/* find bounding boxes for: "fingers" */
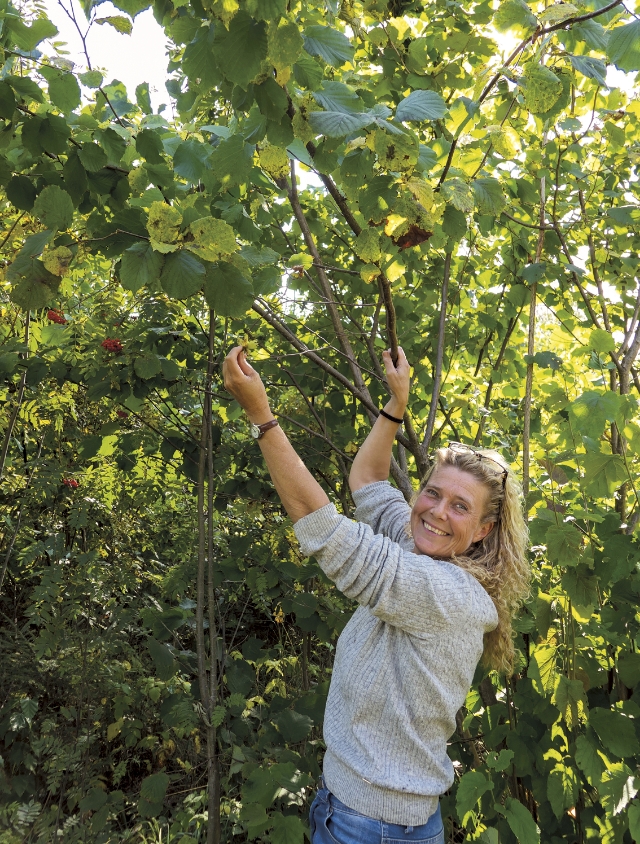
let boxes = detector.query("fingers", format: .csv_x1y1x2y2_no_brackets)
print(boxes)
224,345,255,379
382,346,408,371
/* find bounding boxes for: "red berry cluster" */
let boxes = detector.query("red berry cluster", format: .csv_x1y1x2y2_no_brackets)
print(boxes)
63,478,79,489
101,338,123,354
47,309,67,325
116,410,129,419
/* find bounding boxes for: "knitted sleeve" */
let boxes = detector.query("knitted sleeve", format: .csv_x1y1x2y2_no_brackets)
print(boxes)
352,480,413,548
294,502,498,635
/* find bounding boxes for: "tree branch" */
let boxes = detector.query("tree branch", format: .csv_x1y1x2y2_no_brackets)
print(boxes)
422,252,452,451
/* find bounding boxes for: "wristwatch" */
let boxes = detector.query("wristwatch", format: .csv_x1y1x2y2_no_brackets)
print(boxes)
250,419,279,439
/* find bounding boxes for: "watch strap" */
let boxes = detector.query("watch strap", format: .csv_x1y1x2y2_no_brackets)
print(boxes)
252,419,279,439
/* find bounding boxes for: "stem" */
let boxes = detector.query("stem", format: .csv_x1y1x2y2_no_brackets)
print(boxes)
0,312,30,482
523,166,546,499
422,253,451,451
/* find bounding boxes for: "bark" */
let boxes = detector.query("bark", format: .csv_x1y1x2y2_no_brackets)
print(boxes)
422,253,452,452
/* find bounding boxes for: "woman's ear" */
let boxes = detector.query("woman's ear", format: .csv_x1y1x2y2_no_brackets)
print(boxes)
473,521,495,544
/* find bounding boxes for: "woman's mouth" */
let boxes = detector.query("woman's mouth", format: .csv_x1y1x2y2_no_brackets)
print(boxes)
422,520,448,537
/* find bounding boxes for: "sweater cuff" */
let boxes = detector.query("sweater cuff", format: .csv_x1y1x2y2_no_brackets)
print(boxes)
351,480,395,508
293,502,345,555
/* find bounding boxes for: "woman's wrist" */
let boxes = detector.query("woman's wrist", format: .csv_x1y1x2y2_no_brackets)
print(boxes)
245,405,275,425
384,399,406,419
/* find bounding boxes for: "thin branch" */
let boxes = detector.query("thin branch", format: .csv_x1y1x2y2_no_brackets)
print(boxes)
422,252,452,451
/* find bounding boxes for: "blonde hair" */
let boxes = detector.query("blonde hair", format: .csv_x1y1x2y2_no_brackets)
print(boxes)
415,446,530,675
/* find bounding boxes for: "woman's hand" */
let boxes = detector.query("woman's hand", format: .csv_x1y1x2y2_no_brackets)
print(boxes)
222,346,272,422
382,347,410,411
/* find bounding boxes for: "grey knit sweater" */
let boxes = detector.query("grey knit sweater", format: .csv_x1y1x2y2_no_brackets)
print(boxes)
293,480,498,825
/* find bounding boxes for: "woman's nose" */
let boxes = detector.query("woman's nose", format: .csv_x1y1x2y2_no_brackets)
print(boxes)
430,498,447,519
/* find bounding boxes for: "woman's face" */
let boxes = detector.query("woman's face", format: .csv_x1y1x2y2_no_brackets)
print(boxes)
410,465,494,559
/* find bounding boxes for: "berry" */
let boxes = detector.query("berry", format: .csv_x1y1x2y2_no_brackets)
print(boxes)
101,338,123,354
47,309,68,325
116,410,129,418
63,478,79,489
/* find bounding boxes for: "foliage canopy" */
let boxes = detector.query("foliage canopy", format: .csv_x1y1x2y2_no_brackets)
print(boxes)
3,0,640,841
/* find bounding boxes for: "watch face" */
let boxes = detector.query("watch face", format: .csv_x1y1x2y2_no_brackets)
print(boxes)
250,423,260,438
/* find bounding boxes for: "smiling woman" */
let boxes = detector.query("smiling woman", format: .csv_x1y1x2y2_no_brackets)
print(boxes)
223,344,530,844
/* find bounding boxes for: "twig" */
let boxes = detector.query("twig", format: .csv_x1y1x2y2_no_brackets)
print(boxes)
422,252,452,450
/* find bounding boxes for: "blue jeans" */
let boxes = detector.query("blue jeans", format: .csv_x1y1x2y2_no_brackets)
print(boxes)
309,783,445,844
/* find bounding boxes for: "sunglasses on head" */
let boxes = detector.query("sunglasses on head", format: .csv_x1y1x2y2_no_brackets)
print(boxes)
447,442,508,491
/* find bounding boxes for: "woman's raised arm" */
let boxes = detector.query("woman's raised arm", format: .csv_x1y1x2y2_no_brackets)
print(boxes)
349,348,411,493
222,346,330,523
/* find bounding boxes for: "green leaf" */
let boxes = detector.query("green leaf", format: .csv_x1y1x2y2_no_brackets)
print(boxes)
600,763,637,816
6,16,58,51
78,142,109,172
203,261,254,317
293,53,324,90
95,15,133,34
442,204,467,241
570,390,621,437
589,708,640,758
0,81,16,118
97,127,127,163
210,134,253,186
581,453,627,497
494,0,537,34
147,636,177,679
569,55,607,87
442,178,474,213
456,771,493,821
307,110,373,138
472,178,505,215
79,788,108,813
140,771,170,802
588,328,616,353
629,803,640,842
111,0,151,17
607,20,640,73
271,709,313,742
575,734,605,786
396,90,447,123
173,140,208,182
545,523,581,566
79,70,104,88
6,176,37,211
39,115,70,154
48,73,81,113
561,570,598,619
134,354,162,380
617,652,640,689
160,250,205,299
303,25,353,66
32,186,74,232
6,75,45,103
120,242,163,292
242,767,278,807
503,798,539,844
136,129,164,164
135,82,152,114
529,644,557,695
547,763,579,819
313,81,364,114
269,814,305,844
216,12,268,88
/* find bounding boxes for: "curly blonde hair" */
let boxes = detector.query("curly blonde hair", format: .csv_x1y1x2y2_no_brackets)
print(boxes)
415,445,530,675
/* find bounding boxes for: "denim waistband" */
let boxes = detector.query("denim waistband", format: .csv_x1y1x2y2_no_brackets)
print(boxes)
315,779,443,837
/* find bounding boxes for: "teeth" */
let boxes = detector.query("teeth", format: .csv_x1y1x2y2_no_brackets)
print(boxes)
423,520,447,536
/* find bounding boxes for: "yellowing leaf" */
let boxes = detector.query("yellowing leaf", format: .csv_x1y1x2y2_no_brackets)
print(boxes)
146,201,182,249
258,145,290,180
187,217,238,262
406,177,435,210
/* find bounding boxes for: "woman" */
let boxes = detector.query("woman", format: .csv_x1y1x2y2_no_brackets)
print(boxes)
222,345,529,844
